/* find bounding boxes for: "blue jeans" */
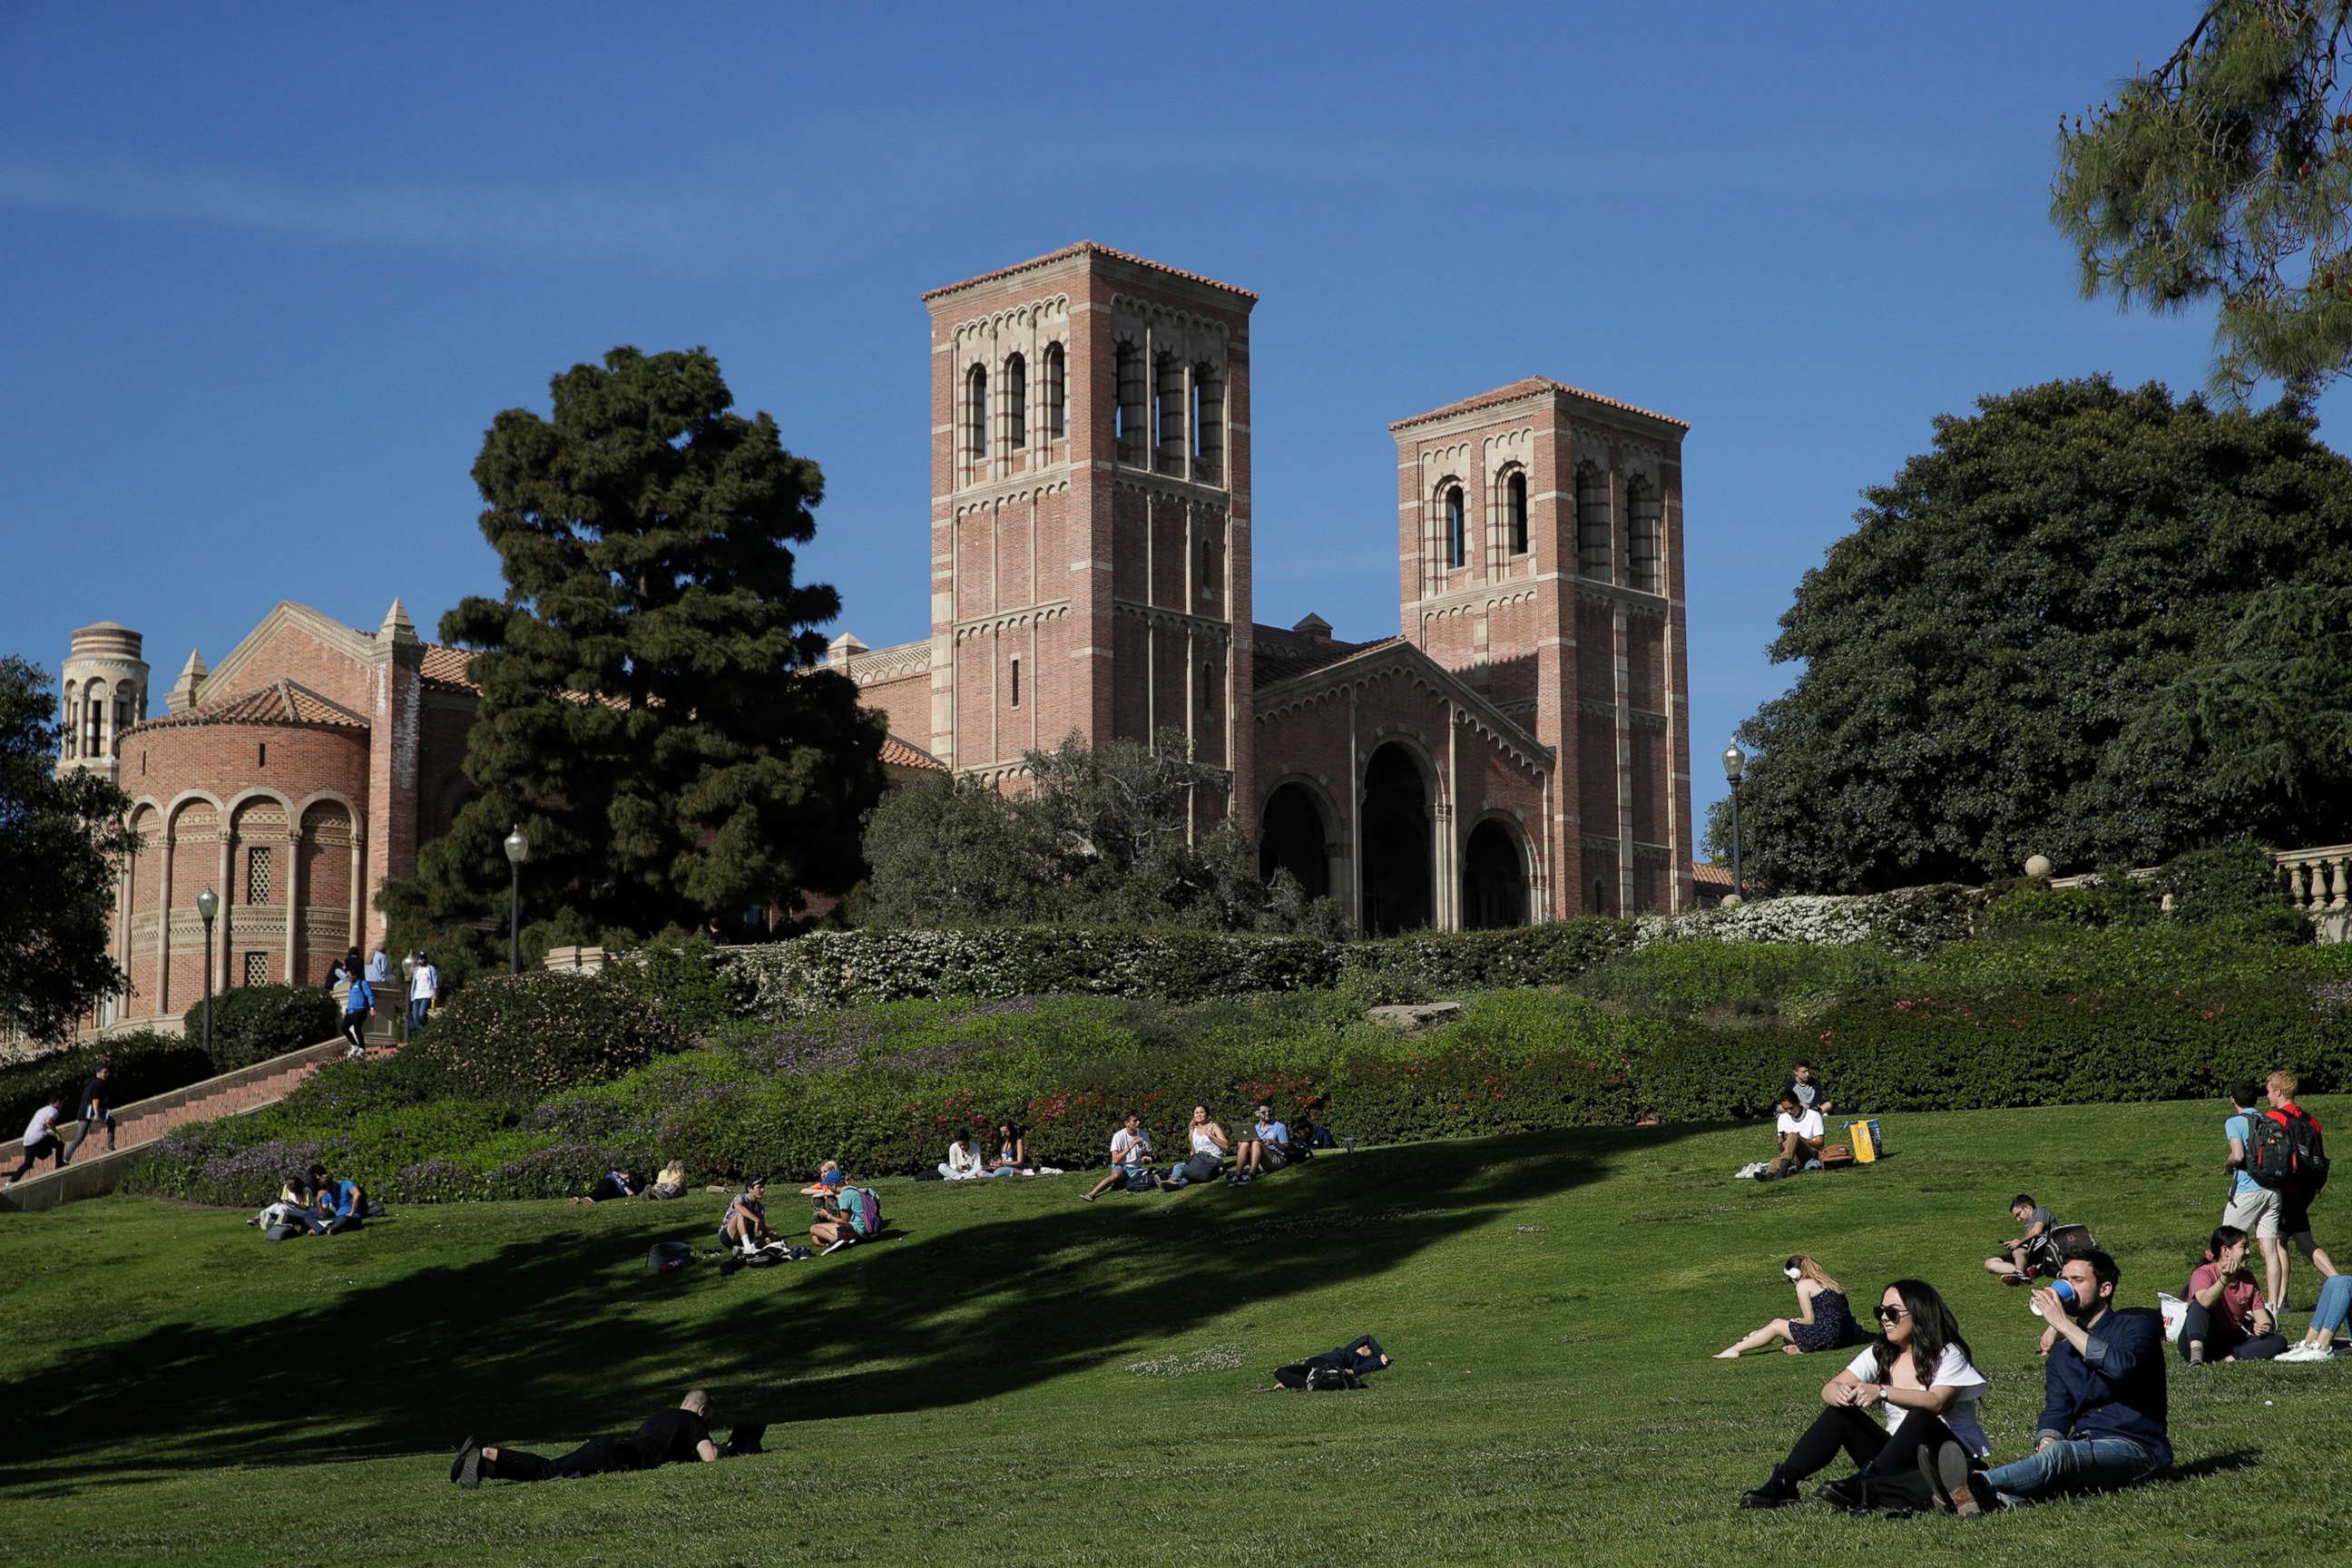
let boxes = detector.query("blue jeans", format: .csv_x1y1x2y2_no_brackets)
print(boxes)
2311,1271,2352,1336
408,997,430,1033
1982,1436,2161,1504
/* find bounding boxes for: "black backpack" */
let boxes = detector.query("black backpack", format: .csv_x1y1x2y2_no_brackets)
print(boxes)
2249,1109,2330,1193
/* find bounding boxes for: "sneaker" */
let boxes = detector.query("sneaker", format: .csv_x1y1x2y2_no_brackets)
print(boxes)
822,1238,852,1255
455,1436,483,1490
1917,1436,1996,1515
2276,1343,2328,1362
1344,1136,1357,1154
2000,1272,2032,1287
1802,1159,1823,1171
1738,1483,1798,1510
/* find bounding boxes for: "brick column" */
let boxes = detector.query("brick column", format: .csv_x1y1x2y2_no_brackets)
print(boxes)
363,600,422,956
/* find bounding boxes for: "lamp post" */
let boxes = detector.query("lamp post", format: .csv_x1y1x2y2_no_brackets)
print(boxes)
195,888,220,1061
1721,742,1748,902
399,953,417,1044
504,827,530,975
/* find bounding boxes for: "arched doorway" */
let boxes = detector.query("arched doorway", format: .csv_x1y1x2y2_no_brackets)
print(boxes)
1361,744,1432,934
1259,782,1330,900
1463,819,1527,929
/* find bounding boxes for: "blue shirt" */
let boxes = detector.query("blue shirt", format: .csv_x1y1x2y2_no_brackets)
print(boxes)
1257,1120,1289,1147
2224,1113,2261,1196
343,977,374,1015
326,1179,363,1218
2034,1306,2171,1470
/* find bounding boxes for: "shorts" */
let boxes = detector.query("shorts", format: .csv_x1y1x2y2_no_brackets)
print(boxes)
2280,1191,2316,1240
1259,1147,1289,1171
2223,1184,2281,1240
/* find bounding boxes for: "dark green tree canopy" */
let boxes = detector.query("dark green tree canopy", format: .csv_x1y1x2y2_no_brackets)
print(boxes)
861,730,1346,936
1,656,135,1041
382,347,886,975
2054,1,2352,398
1712,377,2352,893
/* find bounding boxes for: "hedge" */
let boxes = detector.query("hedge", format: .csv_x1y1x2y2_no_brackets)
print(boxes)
181,983,341,1073
1,1030,215,1131
116,970,2352,1206
410,970,691,1105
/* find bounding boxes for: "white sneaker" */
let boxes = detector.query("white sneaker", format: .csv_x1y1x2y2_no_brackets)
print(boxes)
2278,1344,2327,1362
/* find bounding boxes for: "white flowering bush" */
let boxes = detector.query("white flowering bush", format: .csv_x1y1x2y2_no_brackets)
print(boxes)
1634,885,1980,960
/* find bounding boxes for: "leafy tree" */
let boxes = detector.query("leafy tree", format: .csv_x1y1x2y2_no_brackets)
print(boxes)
862,730,1349,935
0,656,134,1041
381,348,887,976
1709,377,2352,892
2053,2,2352,399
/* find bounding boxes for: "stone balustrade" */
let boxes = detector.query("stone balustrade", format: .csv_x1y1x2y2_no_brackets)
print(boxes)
2277,844,2352,942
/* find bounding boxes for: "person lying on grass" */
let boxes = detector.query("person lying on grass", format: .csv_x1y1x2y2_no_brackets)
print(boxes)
719,1177,775,1253
2180,1224,2288,1366
1716,1255,1861,1358
1919,1250,2170,1515
452,1388,719,1487
1083,1112,1158,1201
1982,1194,2054,1282
570,1168,637,1205
2279,1270,2352,1361
1739,1279,1991,1513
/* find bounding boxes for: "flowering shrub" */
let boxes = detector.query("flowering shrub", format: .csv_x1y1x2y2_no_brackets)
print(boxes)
1633,885,1981,959
416,971,690,1104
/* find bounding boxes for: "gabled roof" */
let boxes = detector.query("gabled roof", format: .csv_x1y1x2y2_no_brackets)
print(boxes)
418,643,477,691
130,679,368,734
921,240,1258,304
1252,637,1553,774
1389,376,1688,434
1693,862,1734,889
1250,626,1400,689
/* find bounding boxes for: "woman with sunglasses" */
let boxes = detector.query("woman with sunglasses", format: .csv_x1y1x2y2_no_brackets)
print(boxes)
1740,1279,1991,1512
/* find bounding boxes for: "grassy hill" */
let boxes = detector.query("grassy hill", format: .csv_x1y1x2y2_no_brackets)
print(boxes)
4,1096,2348,1565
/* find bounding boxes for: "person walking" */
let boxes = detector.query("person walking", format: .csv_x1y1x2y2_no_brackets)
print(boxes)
339,967,376,1059
2263,1071,2337,1312
407,950,439,1036
63,1063,117,1162
7,1095,71,1186
2220,1081,2288,1309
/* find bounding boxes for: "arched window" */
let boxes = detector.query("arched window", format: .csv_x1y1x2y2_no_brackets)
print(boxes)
61,691,76,760
1576,464,1611,579
1506,469,1529,555
113,690,133,755
1445,485,1466,570
1200,535,1215,593
1626,476,1661,592
1154,351,1185,464
1044,343,1066,440
966,364,989,460
1201,661,1217,718
1114,342,1145,461
1009,655,1021,710
1191,363,1223,478
82,681,106,759
1004,353,1026,450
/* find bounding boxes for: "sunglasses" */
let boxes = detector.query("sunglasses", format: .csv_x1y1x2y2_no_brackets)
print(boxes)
1876,1305,1910,1323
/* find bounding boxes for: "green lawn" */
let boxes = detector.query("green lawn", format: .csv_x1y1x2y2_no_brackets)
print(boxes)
3,1096,2347,1566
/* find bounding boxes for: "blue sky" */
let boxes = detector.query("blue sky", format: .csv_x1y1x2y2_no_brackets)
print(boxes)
1,1,2318,833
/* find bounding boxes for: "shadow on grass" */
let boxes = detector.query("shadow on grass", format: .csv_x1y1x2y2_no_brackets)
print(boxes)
0,1122,1700,1492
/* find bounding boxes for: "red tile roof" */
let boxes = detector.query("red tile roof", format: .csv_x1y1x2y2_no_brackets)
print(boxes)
132,680,368,734
418,643,475,691
1251,632,1401,690
1692,862,1734,888
880,733,946,771
921,241,1259,303
1389,376,1688,433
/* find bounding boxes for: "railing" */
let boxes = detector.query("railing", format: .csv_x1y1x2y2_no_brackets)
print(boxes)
2277,844,2352,917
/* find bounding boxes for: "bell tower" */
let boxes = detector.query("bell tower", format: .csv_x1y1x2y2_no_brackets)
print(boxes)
918,242,1258,822
56,622,151,785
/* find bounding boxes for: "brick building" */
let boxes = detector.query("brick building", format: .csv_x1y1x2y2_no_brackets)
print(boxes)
829,242,1695,930
54,240,1696,1038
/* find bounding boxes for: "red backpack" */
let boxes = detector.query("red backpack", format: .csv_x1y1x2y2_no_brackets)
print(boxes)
2248,1108,2329,1193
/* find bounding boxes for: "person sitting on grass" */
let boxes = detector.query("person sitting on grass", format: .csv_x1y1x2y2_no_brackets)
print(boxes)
1167,1104,1230,1189
1779,1058,1836,1118
939,1131,986,1181
250,1178,326,1234
569,1168,638,1205
307,1164,368,1232
1082,1112,1156,1201
1919,1250,2168,1516
1758,1093,1825,1181
1981,1194,2055,1282
5,1095,69,1188
1716,1255,1861,1359
985,1122,1029,1177
719,1176,775,1253
799,1160,847,1196
1739,1279,1991,1512
2180,1224,2288,1365
1229,1102,1291,1185
2278,1270,2352,1361
452,1388,720,1487
808,1192,871,1253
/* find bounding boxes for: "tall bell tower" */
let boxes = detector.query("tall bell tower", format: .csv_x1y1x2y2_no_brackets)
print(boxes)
918,242,1258,822
56,622,151,785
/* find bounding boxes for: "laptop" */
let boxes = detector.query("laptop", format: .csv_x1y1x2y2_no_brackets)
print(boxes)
721,1423,766,1457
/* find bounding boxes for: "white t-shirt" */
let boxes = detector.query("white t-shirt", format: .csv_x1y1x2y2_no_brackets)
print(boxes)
1842,1344,1991,1457
411,963,439,1002
1110,1129,1152,1165
1777,1108,1825,1141
1190,1127,1223,1156
24,1104,61,1144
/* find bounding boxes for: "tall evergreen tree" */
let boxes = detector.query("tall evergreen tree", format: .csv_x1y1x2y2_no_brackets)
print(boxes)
2053,2,2352,399
0,656,135,1041
381,348,885,975
1710,377,2352,892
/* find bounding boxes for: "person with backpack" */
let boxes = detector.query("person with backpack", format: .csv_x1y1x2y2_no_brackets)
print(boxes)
1082,1112,1158,1200
2179,1225,2288,1365
2221,1081,2288,1309
2261,1071,2337,1311
809,1184,880,1253
338,965,376,1059
1165,1104,1230,1189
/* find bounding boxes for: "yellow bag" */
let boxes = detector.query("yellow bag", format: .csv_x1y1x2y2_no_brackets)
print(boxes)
1845,1119,1884,1163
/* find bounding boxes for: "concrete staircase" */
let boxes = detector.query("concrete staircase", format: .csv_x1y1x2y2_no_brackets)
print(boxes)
0,1037,367,1214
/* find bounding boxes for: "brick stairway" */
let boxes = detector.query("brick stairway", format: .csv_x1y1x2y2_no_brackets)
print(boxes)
1,1035,387,1213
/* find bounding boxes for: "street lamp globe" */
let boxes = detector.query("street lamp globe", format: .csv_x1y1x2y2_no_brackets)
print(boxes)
504,827,530,866
196,888,220,923
1720,742,1747,784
